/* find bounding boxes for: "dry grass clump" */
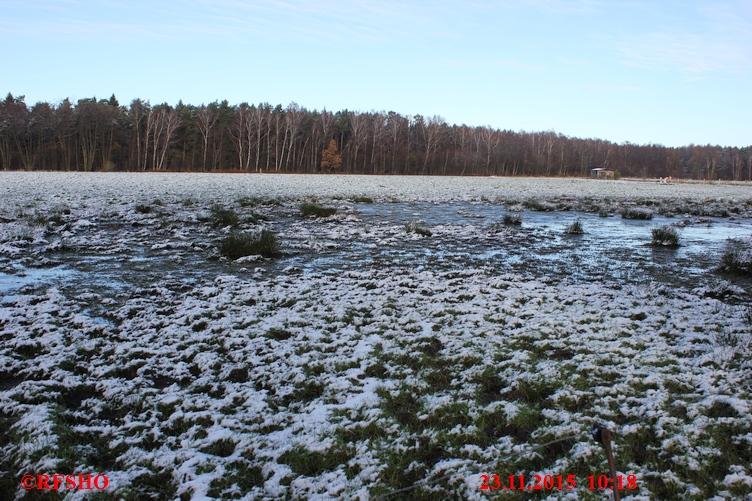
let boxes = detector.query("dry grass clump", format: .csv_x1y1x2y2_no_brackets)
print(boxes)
564,219,584,234
404,221,432,237
523,199,556,211
503,214,522,226
211,204,240,227
300,202,337,218
219,230,279,259
621,207,653,220
651,225,680,247
350,196,374,203
718,239,752,275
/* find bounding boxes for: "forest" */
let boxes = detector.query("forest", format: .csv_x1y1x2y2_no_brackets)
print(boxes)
1,92,750,180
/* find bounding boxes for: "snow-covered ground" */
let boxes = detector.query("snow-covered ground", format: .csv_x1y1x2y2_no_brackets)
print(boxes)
1,173,751,500
2,172,752,207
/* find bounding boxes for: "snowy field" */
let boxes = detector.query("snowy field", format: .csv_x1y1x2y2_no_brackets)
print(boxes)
2,172,752,207
1,173,752,500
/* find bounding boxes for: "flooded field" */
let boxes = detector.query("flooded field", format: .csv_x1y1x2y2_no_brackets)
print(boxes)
1,173,752,500
2,200,751,304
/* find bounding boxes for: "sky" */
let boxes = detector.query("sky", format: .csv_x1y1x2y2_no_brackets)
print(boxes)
1,0,750,147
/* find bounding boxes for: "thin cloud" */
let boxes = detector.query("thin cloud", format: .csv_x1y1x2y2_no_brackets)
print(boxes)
620,32,750,74
617,1,752,75
440,58,546,72
1,0,461,47
495,0,605,14
0,16,259,43
583,84,640,92
193,0,458,46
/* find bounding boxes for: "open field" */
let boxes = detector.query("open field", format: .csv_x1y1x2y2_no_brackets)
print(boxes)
1,173,752,500
2,172,752,208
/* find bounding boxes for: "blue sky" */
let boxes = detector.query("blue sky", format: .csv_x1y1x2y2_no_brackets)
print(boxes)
1,0,750,147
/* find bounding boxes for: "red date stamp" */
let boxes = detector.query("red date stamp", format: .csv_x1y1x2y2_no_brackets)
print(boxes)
479,474,638,491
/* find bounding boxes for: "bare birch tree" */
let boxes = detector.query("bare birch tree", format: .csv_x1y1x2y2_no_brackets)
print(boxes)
196,104,218,172
156,109,180,171
284,102,305,171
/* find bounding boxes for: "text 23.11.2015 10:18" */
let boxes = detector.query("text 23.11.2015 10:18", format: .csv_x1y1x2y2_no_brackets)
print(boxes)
479,473,638,491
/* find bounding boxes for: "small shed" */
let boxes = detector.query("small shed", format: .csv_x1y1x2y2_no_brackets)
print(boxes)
590,168,615,179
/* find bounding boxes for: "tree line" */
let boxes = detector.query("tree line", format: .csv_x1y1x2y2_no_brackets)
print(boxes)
1,92,751,180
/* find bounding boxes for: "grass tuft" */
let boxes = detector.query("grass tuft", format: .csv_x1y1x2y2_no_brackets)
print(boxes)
651,225,680,247
404,221,432,237
244,210,268,224
31,213,49,227
523,199,556,211
621,207,653,220
564,219,584,234
503,214,522,226
201,438,236,457
211,204,240,227
207,460,264,498
300,202,337,217
131,468,178,500
350,195,374,203
718,239,752,275
219,230,279,259
278,445,356,478
265,327,293,341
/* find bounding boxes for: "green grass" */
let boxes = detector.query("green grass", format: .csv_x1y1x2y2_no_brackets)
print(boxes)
282,381,325,405
211,204,240,227
219,230,279,259
564,219,584,234
404,221,432,236
265,327,293,340
207,460,264,498
130,468,178,500
300,202,337,217
378,385,423,431
473,366,506,404
278,444,357,478
373,435,452,499
651,225,680,247
200,438,236,457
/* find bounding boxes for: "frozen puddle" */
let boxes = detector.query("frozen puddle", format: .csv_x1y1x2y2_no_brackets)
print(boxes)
0,265,74,304
1,202,751,298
